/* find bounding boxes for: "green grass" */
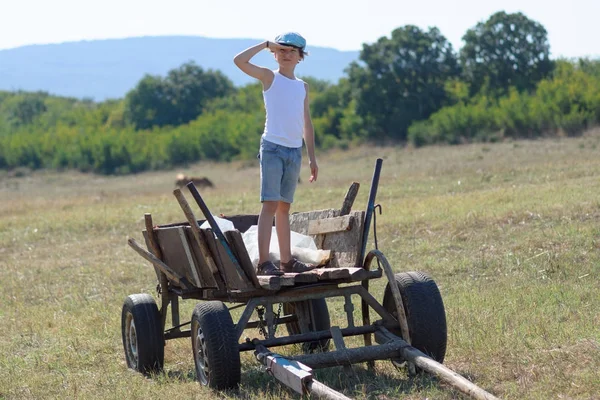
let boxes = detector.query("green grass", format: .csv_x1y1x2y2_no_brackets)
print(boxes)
1,131,599,399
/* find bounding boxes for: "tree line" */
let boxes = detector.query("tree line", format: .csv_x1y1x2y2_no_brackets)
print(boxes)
1,11,599,174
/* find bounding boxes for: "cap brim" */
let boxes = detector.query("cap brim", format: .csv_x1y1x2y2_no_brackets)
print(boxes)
276,42,303,50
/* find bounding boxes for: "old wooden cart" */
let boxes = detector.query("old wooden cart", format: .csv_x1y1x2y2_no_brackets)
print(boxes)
123,159,500,400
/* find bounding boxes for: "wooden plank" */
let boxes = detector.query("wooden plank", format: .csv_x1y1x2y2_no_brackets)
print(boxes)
322,210,365,268
175,227,203,287
143,214,164,283
201,229,252,290
308,215,354,235
225,230,261,289
290,208,339,256
257,275,281,291
290,271,320,283
279,274,297,287
340,182,360,215
172,189,225,290
154,226,206,287
321,268,351,280
289,209,364,269
184,228,223,290
256,272,298,290
343,267,370,282
200,228,239,289
144,213,170,329
183,184,254,292
289,209,339,235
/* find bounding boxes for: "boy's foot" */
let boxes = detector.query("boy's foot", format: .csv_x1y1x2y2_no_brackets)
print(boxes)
257,261,285,276
281,258,316,273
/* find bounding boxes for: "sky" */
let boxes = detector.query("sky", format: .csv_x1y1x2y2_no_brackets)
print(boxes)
1,0,598,59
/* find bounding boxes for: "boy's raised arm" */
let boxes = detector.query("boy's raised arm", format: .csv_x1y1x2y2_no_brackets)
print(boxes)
233,41,273,84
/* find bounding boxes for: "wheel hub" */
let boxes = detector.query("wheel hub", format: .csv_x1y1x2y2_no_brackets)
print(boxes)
193,324,209,385
125,313,138,367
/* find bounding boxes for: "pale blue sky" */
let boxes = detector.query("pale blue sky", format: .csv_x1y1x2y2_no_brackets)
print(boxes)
1,0,598,58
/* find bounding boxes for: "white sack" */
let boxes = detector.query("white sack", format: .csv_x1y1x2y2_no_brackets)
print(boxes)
242,225,331,268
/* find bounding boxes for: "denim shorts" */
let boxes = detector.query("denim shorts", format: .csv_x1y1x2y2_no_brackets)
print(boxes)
259,139,302,203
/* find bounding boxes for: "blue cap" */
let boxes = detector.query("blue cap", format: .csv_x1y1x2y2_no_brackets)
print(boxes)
274,32,306,51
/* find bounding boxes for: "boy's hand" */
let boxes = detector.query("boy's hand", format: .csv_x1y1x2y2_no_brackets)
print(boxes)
309,160,318,182
267,41,286,52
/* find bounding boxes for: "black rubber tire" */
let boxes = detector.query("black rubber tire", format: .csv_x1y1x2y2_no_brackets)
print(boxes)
284,298,331,353
121,293,164,375
382,271,447,363
191,301,241,389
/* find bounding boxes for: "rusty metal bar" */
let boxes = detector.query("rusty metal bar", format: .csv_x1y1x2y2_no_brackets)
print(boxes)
239,325,381,351
289,338,409,368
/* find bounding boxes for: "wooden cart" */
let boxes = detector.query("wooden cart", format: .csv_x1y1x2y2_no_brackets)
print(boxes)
122,159,500,400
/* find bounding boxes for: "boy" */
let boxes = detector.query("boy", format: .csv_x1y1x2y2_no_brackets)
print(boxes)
233,32,318,276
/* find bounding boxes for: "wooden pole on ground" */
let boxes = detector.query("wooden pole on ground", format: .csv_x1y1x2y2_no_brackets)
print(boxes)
306,380,353,400
377,327,501,400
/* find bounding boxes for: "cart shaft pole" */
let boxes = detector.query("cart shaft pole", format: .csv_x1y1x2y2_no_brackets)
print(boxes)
358,158,383,266
306,380,352,400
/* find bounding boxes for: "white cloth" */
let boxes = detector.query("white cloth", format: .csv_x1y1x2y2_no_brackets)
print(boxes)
262,71,306,148
200,216,234,232
241,225,331,268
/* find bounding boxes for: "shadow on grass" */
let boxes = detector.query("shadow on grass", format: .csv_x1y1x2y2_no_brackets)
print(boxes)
151,360,467,398
164,369,196,382
238,363,459,399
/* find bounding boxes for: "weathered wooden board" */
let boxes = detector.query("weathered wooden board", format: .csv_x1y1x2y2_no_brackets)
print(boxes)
340,182,360,215
255,266,379,290
257,275,282,291
201,228,253,290
152,226,208,288
322,210,365,268
308,215,354,235
176,227,203,287
225,230,261,289
183,228,224,290
289,209,365,268
289,209,340,235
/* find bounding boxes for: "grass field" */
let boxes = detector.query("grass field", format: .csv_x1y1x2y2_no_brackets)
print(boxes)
1,131,599,399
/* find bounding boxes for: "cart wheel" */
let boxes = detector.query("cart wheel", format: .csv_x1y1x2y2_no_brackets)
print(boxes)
383,271,447,364
121,294,164,375
191,301,241,389
284,298,331,353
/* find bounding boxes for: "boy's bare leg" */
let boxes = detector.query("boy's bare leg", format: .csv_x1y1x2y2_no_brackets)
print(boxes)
275,201,292,264
258,201,278,265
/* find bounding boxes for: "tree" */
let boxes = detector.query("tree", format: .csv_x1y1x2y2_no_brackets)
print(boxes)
1,92,48,129
347,25,459,141
124,75,172,130
460,11,554,96
125,62,234,130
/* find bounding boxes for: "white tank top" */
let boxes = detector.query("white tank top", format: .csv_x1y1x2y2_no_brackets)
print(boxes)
262,71,306,148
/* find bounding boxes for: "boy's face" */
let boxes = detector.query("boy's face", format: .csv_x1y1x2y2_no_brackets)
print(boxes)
274,46,302,65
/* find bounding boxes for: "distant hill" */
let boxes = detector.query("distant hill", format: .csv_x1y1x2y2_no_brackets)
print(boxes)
0,36,360,101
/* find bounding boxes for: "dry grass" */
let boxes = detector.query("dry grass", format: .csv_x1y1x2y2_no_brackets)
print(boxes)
1,132,600,399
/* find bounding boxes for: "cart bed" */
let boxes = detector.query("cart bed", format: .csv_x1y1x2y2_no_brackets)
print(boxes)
142,208,381,297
